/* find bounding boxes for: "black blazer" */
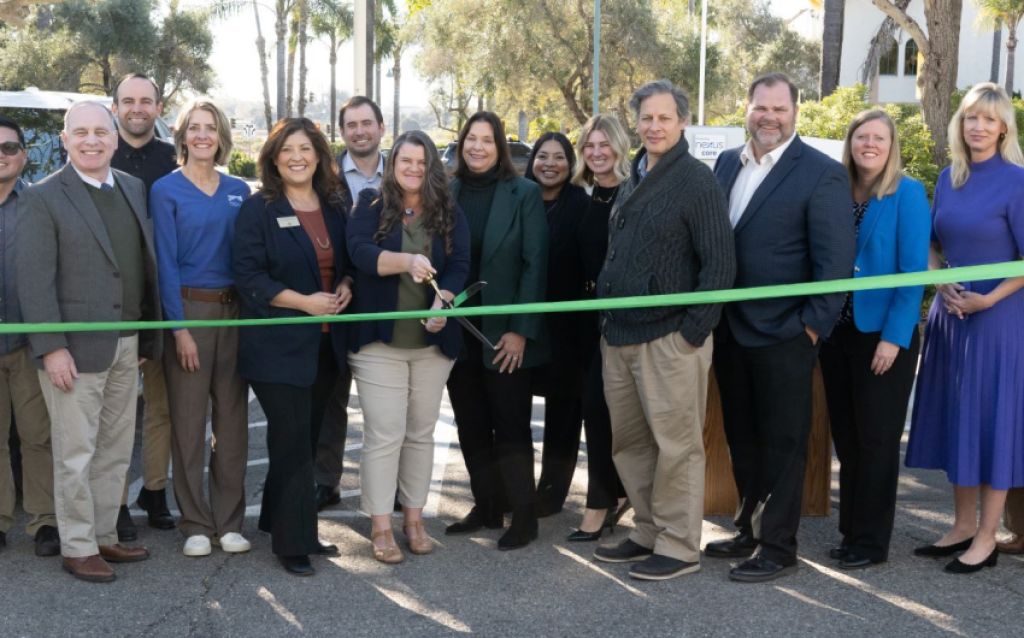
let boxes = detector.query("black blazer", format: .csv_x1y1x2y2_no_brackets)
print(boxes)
713,136,855,347
346,189,471,359
233,192,350,386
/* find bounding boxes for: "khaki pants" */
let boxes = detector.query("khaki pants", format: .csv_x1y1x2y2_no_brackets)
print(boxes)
121,358,172,505
1006,488,1024,535
164,298,248,537
0,345,55,535
602,332,711,563
40,335,139,557
349,343,454,516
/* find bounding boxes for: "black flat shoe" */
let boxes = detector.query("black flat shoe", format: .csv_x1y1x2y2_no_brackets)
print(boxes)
728,555,797,583
445,506,503,535
838,553,884,570
33,525,61,557
314,542,339,556
279,555,315,576
914,537,973,557
136,488,175,530
945,549,998,574
704,532,757,558
828,545,850,560
593,539,653,563
498,509,538,551
116,505,137,542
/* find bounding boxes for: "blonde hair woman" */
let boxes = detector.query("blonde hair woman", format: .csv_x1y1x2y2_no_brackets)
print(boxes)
906,83,1024,573
819,109,930,570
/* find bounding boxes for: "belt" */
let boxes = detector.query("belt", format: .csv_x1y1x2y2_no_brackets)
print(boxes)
180,286,237,304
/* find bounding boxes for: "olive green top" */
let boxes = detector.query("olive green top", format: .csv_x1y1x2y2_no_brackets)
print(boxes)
390,215,431,349
85,182,145,335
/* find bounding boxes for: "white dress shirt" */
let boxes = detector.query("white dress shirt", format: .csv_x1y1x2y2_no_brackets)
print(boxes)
71,164,116,190
727,134,796,228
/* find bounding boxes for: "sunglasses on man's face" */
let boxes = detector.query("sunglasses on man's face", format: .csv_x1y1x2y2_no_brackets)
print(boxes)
0,142,24,157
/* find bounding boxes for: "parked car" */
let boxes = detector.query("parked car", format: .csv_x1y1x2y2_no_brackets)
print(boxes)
441,138,532,176
0,88,173,182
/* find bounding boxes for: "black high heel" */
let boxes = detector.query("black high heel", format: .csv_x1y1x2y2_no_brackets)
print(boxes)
566,508,618,542
945,548,998,573
610,499,632,526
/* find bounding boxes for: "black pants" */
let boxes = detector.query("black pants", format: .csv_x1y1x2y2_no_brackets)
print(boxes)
819,324,919,562
581,347,625,509
252,335,338,556
448,336,536,512
536,392,582,512
713,328,819,565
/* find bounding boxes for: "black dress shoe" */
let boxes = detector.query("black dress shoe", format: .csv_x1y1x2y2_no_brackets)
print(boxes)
629,554,701,580
728,555,797,583
498,509,538,551
945,549,998,574
593,538,654,563
445,506,503,535
704,533,757,558
279,555,315,576
914,537,973,557
34,525,61,557
828,545,850,560
838,552,884,570
315,484,341,511
116,505,138,542
136,488,175,530
314,542,339,556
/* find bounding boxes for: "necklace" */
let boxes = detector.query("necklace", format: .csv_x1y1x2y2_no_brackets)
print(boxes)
314,236,331,250
592,184,620,204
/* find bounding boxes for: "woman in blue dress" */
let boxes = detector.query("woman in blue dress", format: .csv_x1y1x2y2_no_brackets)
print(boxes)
906,82,1024,573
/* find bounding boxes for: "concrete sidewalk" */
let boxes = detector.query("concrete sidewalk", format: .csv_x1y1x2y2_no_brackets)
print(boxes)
1,392,1022,638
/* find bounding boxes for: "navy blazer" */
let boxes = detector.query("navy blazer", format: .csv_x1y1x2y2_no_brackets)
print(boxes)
233,192,350,386
346,189,470,359
714,136,855,347
851,176,930,348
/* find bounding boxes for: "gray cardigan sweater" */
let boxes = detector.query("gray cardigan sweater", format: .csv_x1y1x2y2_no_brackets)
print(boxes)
597,138,736,347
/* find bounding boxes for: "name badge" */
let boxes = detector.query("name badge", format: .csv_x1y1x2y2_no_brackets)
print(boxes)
277,216,300,228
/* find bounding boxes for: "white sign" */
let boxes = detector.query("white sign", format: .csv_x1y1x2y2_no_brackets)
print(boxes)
691,134,726,161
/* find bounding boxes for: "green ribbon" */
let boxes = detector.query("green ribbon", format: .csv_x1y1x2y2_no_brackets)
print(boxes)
3,260,1022,335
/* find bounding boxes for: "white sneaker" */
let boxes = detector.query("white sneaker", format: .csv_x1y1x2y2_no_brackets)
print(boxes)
214,532,252,554
183,535,212,557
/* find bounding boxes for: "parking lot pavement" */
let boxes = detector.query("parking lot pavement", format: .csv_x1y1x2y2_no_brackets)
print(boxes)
3,390,1024,638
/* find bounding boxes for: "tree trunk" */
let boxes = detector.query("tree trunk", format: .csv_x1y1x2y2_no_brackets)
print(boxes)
1007,27,1018,96
275,1,287,120
254,1,274,130
286,12,297,117
365,0,375,99
820,0,845,97
297,0,308,116
919,0,962,167
329,38,338,142
861,0,911,86
992,20,1003,83
392,50,401,138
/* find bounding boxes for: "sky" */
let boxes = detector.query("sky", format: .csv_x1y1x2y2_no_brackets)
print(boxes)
192,0,820,115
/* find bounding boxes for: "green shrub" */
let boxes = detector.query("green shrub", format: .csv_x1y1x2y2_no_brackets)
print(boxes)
227,151,257,179
330,142,346,158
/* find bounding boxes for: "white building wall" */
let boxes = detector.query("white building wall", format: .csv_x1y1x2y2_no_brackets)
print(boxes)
839,0,1022,102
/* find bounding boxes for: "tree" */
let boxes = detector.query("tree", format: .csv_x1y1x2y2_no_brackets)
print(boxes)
151,1,214,105
871,0,963,166
274,0,298,119
820,0,845,97
977,0,1024,95
253,1,274,130
297,0,310,116
311,0,354,141
859,0,910,88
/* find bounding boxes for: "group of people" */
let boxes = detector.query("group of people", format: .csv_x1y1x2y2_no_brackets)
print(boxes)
1,69,1023,586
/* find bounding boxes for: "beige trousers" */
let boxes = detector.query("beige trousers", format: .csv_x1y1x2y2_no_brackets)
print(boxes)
602,332,711,563
40,335,138,557
163,298,248,537
349,342,454,516
0,345,55,535
121,358,172,504
1006,488,1024,535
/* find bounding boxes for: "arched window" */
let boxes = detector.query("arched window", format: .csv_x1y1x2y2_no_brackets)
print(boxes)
879,37,899,76
904,39,919,76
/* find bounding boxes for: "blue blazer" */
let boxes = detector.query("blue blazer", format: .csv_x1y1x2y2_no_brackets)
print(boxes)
233,192,350,386
851,176,930,348
713,136,856,347
346,189,470,359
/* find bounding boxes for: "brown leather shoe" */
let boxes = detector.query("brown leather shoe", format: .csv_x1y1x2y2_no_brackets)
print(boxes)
997,535,1024,554
404,520,435,555
98,543,150,563
62,555,115,582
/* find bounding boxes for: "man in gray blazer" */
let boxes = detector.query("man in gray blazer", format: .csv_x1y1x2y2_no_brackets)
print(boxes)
17,101,161,582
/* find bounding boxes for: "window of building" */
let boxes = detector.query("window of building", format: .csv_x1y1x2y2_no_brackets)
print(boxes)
879,38,899,76
904,39,919,76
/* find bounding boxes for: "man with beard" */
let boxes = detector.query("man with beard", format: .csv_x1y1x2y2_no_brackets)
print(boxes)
706,72,854,582
109,74,178,540
314,96,385,509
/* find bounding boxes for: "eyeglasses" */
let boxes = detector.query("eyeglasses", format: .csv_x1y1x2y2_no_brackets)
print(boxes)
0,142,24,157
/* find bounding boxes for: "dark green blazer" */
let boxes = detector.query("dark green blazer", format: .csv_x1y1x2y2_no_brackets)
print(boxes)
451,175,550,369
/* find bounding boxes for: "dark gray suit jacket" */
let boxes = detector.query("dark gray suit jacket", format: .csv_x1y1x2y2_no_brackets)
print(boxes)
713,136,855,348
16,163,162,372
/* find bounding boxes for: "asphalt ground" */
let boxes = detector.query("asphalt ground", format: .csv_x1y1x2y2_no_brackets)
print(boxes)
2,385,1023,638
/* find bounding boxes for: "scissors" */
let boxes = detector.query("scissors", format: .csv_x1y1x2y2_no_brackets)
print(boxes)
421,275,495,350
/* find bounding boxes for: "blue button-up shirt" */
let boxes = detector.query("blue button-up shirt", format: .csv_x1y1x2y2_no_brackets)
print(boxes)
0,179,28,354
340,151,384,196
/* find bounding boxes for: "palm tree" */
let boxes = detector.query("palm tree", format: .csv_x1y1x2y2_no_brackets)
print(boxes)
819,0,845,96
978,0,1024,95
311,0,354,141
209,0,276,128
